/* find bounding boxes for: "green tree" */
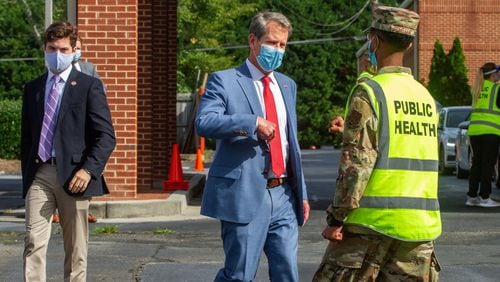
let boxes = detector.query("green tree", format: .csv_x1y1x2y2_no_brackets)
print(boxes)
178,0,403,147
447,37,470,106
427,37,470,106
0,0,45,100
177,0,260,93
427,40,447,105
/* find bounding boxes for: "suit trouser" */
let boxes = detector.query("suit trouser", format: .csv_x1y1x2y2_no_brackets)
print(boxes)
24,164,90,282
215,184,299,282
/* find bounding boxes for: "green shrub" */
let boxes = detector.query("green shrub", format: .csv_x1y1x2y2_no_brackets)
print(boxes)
0,99,22,159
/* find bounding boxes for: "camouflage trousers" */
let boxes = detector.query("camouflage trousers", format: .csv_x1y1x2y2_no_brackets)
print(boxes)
312,231,440,282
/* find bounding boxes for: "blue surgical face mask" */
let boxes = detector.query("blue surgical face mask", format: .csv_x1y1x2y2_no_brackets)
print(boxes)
45,52,74,73
368,40,377,68
73,50,81,62
256,44,285,72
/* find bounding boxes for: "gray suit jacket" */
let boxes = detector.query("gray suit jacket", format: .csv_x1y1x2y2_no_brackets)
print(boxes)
76,61,100,79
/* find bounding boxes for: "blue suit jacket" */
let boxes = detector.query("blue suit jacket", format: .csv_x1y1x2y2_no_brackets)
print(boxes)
195,63,307,225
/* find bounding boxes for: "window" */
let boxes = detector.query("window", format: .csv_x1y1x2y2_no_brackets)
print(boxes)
446,109,472,128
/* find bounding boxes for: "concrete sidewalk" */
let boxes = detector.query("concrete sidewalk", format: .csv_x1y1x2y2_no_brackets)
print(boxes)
0,156,208,222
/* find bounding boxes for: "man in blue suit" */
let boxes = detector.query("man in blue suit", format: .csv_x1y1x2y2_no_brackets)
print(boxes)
196,11,309,282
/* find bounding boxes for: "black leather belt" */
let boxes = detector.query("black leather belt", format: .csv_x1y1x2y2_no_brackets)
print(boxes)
267,178,286,189
44,157,57,165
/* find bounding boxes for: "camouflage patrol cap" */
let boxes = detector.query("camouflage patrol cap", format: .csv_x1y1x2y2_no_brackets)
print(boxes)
371,5,420,37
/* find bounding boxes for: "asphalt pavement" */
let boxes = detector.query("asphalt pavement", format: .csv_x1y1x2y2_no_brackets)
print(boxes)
2,147,500,281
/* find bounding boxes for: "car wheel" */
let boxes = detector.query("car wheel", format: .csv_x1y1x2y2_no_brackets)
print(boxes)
438,146,452,175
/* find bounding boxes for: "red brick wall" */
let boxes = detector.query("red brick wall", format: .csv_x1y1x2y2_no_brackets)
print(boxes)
78,0,178,198
418,0,500,87
78,0,139,200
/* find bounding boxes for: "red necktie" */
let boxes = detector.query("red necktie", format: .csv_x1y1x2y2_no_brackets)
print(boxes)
261,76,285,177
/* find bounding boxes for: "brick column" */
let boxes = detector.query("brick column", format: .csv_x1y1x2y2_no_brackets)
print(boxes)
151,0,178,189
137,0,178,192
137,0,153,192
78,0,139,199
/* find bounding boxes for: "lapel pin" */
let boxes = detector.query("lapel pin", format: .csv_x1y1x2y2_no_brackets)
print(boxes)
71,81,77,86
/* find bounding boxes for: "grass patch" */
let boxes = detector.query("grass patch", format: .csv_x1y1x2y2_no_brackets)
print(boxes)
0,232,24,245
152,227,175,235
0,231,23,237
91,225,118,235
1,239,18,244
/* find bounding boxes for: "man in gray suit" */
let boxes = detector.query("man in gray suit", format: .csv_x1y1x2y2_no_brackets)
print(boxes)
196,11,309,282
73,35,100,79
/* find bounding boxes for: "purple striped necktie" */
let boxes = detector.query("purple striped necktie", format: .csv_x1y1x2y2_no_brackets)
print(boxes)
38,75,61,162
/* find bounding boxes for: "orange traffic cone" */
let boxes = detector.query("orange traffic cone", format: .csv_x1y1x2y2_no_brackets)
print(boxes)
163,144,189,190
194,148,205,171
200,137,205,155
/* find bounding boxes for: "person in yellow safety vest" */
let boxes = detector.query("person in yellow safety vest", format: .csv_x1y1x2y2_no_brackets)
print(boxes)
313,6,441,281
465,63,500,207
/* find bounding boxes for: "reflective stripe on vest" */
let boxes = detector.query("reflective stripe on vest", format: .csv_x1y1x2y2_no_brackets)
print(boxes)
345,73,442,241
469,81,500,136
357,71,374,83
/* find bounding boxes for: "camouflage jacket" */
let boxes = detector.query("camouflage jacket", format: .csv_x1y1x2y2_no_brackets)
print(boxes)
326,66,414,231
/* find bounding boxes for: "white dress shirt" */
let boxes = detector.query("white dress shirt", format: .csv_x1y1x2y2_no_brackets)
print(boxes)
45,64,73,156
246,59,288,177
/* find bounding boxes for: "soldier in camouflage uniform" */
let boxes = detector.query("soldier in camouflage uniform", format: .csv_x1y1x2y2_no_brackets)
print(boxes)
314,6,441,281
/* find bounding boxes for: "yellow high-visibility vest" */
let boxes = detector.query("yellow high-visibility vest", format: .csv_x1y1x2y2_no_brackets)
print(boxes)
345,72,442,241
357,71,374,83
468,80,500,136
